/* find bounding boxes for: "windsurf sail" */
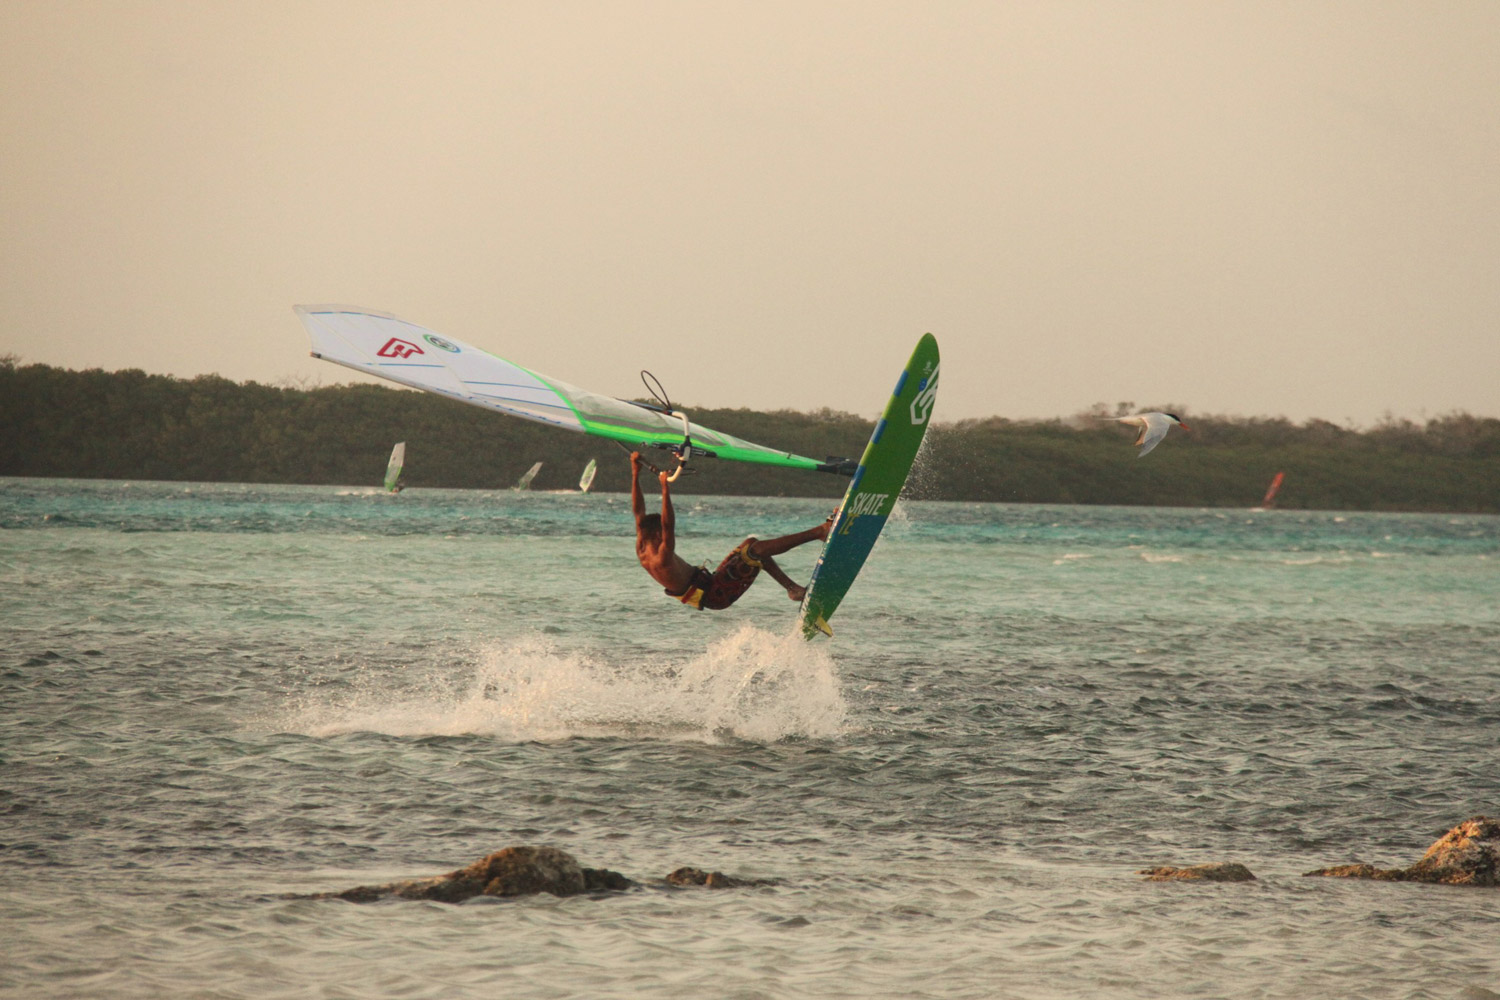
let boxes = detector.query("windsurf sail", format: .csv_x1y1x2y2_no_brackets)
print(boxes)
514,461,543,491
296,306,851,474
1260,471,1285,509
384,442,405,492
579,458,598,493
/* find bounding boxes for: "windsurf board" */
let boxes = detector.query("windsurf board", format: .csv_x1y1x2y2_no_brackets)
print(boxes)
798,334,939,638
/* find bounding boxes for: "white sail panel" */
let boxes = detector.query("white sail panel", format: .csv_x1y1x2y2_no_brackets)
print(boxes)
295,305,831,471
298,306,585,432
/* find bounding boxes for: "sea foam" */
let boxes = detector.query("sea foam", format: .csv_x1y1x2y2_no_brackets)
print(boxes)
281,624,847,744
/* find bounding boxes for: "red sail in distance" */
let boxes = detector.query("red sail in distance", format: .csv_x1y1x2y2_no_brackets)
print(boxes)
1260,472,1285,509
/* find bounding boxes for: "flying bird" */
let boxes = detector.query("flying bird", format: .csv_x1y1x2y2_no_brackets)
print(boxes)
1115,412,1190,457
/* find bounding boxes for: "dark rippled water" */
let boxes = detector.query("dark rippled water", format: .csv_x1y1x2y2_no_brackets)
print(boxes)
3,478,1498,999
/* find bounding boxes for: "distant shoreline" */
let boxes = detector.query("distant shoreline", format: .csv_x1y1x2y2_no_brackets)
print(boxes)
6,475,1500,522
3,359,1497,513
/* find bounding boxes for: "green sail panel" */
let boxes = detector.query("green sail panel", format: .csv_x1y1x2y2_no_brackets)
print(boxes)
295,306,829,472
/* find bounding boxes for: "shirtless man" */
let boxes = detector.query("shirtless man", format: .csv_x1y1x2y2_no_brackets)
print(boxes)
630,451,831,611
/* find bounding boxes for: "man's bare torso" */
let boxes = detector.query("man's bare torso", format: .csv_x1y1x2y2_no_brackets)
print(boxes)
636,536,697,593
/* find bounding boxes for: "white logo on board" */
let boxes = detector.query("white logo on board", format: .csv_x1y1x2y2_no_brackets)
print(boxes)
910,363,940,425
838,492,890,533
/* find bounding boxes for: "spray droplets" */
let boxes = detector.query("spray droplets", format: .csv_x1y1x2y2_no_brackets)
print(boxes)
283,626,847,744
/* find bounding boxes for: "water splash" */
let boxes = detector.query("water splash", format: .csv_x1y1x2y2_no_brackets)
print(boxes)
901,431,941,500
281,625,847,743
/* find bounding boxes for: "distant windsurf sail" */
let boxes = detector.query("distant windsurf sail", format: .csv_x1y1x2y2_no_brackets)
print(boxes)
1260,471,1285,509
579,458,597,493
384,442,405,492
514,461,542,491
296,306,847,474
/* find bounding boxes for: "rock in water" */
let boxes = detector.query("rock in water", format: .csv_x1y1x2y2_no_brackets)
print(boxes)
1407,816,1500,885
1137,863,1256,882
293,848,780,903
665,867,775,889
1304,816,1500,886
306,846,634,903
582,867,635,892
1302,863,1406,882
450,845,589,898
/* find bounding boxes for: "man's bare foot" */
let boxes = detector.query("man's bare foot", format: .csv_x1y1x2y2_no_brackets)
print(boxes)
787,584,807,602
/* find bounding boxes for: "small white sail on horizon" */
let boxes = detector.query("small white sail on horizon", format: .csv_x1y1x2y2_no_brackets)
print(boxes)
579,458,597,493
513,461,543,491
384,442,406,492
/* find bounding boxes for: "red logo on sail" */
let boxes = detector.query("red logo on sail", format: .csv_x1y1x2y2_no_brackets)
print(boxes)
377,338,424,359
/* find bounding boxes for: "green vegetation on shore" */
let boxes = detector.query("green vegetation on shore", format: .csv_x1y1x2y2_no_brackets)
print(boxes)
2,359,1497,511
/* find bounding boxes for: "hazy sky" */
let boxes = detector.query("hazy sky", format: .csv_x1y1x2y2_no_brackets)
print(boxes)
3,1,1498,425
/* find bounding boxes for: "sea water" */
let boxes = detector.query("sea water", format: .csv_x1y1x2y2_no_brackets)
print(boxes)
1,477,1497,999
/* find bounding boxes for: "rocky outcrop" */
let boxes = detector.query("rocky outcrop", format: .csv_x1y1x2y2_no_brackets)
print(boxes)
1304,816,1500,886
1137,862,1256,882
297,846,776,903
665,866,776,889
304,846,634,903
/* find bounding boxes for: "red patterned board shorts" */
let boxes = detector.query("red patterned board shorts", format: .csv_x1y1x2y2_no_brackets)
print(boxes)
667,539,762,610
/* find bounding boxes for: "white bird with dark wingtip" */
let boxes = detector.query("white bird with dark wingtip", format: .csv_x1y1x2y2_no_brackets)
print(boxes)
1115,412,1191,457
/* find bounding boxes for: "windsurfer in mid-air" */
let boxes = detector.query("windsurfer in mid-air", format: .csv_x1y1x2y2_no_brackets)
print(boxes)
630,451,831,610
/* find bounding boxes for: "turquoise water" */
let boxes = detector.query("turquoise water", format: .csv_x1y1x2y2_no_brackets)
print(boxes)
2,477,1498,998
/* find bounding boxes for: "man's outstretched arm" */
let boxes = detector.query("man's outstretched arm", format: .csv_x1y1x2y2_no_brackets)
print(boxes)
629,452,646,521
658,470,676,541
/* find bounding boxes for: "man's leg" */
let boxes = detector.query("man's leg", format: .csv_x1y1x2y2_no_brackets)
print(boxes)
746,514,834,560
756,552,806,602
743,514,835,602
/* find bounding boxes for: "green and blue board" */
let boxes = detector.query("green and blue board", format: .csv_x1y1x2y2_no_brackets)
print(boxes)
799,333,939,638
